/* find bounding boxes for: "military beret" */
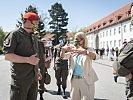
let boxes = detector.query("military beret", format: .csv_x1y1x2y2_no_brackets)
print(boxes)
131,2,133,7
23,12,39,21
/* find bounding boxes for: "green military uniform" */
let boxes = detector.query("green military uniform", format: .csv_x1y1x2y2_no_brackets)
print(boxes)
38,41,46,92
125,75,133,100
124,3,133,100
54,44,68,96
3,27,39,100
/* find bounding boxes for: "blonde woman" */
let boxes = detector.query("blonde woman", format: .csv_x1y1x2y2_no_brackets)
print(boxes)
60,32,99,100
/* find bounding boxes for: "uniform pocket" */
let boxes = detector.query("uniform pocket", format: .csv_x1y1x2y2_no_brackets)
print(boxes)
10,84,21,100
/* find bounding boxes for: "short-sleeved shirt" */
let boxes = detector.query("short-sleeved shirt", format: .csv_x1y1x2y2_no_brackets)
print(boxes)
38,41,45,67
3,27,38,80
54,44,68,69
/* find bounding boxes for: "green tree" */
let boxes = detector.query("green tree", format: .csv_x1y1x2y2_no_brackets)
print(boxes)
48,2,69,45
16,5,47,38
0,27,5,53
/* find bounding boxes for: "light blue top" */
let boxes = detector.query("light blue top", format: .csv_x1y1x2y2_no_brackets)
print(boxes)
73,55,83,76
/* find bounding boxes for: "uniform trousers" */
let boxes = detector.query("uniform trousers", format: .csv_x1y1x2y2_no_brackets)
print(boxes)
39,61,46,91
55,67,68,88
70,78,95,100
10,78,38,100
126,78,133,100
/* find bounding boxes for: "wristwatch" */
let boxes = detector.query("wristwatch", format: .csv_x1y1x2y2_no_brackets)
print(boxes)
86,50,90,55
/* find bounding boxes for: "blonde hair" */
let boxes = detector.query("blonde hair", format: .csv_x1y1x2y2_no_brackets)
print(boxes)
75,32,88,48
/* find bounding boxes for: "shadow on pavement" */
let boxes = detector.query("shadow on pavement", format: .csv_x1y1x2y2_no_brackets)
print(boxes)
47,90,70,97
94,98,108,100
47,90,108,100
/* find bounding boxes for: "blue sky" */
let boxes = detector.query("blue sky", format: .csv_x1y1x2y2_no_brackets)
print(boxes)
0,0,133,32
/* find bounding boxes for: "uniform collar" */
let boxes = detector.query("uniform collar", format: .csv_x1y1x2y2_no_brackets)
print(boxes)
19,27,33,37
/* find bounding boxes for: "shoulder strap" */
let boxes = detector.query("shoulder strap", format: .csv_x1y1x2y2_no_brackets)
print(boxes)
54,47,57,59
31,35,39,57
68,55,72,68
53,48,57,65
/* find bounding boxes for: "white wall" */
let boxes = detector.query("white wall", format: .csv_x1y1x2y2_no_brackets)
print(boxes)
87,19,133,51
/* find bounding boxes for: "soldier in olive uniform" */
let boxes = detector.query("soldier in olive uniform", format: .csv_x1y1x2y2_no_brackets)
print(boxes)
34,32,46,100
3,12,41,100
53,35,68,99
125,3,133,100
112,3,133,100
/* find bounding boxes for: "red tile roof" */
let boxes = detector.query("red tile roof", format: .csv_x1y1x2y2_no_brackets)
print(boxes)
85,2,133,33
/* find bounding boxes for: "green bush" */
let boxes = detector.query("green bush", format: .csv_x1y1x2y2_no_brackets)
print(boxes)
0,48,3,54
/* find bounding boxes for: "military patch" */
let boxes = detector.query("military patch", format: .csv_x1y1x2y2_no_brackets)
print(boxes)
3,38,11,47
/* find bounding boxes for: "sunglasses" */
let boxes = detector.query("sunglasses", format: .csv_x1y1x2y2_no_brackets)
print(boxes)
34,32,39,35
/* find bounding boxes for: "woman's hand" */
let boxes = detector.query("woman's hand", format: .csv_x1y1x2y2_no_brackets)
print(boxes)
62,45,74,52
60,45,72,59
62,45,87,55
73,47,87,55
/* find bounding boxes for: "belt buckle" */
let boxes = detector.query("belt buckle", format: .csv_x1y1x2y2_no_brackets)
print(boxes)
73,75,83,79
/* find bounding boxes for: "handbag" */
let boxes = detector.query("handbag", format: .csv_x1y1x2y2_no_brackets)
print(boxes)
45,60,51,69
44,71,51,85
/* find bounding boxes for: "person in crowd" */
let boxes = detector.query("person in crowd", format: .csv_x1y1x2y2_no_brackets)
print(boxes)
34,31,46,100
124,5,133,99
53,35,69,99
3,12,41,100
60,32,99,100
115,47,119,59
99,48,103,59
45,46,52,69
43,38,52,92
106,46,109,56
113,3,133,100
114,43,127,83
111,47,115,56
109,48,114,61
102,47,105,55
123,41,127,46
120,40,127,52
95,48,99,54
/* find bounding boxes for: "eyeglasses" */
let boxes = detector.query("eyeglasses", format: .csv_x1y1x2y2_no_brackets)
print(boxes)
31,21,39,26
34,31,39,35
75,38,83,41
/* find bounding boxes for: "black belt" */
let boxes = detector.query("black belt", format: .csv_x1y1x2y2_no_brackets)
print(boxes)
72,75,84,79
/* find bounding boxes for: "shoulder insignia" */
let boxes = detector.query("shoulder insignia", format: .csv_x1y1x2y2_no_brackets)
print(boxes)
3,38,11,47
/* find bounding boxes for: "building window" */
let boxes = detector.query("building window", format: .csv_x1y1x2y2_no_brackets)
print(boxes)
123,39,127,46
110,41,112,47
118,27,121,34
130,38,133,41
130,24,133,32
114,40,116,47
100,33,102,38
88,36,90,40
124,25,126,33
119,40,121,47
100,42,102,47
106,31,108,37
114,28,116,35
103,32,104,37
106,41,108,46
91,43,93,47
126,11,130,17
110,29,111,36
91,35,93,40
89,35,91,40
103,42,105,47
